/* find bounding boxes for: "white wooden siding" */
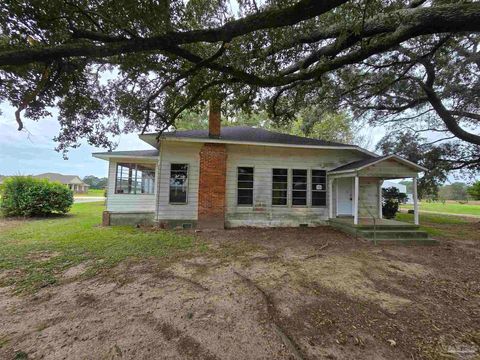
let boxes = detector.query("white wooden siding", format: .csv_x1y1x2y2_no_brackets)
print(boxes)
359,159,417,177
156,141,202,221
225,144,367,226
106,159,157,213
358,177,380,218
104,141,375,225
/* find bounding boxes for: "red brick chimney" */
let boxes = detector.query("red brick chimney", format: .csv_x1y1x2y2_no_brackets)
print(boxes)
198,97,227,229
208,98,221,138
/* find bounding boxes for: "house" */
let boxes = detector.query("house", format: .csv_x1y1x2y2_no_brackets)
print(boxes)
382,180,413,204
33,173,90,193
93,105,426,233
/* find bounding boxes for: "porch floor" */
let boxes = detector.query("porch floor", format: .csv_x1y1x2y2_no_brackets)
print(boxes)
329,217,437,245
330,217,415,228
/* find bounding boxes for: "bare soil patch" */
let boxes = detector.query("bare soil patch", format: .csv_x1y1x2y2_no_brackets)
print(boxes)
0,226,479,359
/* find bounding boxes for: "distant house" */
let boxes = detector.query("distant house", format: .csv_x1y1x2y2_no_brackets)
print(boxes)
382,180,413,204
34,173,89,193
0,175,6,185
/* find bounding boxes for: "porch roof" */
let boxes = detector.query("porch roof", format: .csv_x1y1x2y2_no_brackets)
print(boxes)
328,154,426,178
92,150,159,161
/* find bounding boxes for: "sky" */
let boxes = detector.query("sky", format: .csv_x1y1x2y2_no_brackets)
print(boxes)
0,103,152,178
3,100,476,184
0,100,387,179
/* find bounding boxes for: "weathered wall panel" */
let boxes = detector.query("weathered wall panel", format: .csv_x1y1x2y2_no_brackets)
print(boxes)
359,159,417,178
224,145,367,227
106,160,157,213
156,141,202,221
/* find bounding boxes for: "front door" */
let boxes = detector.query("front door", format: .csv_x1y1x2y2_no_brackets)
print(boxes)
337,177,353,216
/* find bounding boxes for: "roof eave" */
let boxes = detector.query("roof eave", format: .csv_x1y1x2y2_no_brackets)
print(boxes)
328,154,427,174
92,153,158,161
139,134,377,157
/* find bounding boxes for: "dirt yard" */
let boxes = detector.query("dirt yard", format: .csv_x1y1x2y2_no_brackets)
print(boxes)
1,225,479,360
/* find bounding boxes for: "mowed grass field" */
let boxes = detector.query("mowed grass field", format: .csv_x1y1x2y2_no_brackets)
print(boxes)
396,211,479,239
0,202,202,293
402,200,480,216
75,188,105,197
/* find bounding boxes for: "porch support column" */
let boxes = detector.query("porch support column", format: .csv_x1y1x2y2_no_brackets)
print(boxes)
378,180,383,219
413,176,419,225
328,178,333,219
354,176,359,225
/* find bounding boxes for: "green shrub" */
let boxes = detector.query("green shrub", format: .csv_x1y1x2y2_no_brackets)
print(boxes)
382,187,408,219
0,176,74,217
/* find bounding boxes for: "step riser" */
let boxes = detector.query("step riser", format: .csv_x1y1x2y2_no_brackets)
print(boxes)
355,226,419,231
328,221,419,231
367,239,439,245
358,231,429,239
329,221,433,245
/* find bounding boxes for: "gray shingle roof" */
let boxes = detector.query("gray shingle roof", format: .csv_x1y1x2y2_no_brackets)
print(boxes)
330,156,388,173
34,173,88,185
157,126,357,148
329,154,426,173
93,150,159,157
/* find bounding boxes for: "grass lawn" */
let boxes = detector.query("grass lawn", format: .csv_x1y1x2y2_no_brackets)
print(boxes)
401,201,480,216
0,202,201,294
76,188,105,197
396,211,478,239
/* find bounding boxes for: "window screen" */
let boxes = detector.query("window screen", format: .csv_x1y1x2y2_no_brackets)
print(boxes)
272,168,288,206
311,170,327,207
237,167,254,205
115,163,156,194
292,169,307,206
169,164,188,203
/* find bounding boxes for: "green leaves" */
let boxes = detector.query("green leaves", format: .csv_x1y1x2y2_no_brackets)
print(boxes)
0,176,74,217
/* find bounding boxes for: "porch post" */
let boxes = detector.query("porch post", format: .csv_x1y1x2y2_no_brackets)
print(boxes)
328,178,333,219
354,176,359,225
378,180,383,219
413,176,419,225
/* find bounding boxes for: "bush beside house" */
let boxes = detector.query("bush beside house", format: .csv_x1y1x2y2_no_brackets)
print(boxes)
382,187,408,219
0,176,74,217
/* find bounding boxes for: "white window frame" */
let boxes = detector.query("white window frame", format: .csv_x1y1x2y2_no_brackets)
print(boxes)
271,168,289,207
311,169,327,207
169,163,189,205
236,166,255,207
291,168,308,207
115,162,156,195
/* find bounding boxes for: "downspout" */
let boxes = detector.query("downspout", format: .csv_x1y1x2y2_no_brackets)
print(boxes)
155,140,164,224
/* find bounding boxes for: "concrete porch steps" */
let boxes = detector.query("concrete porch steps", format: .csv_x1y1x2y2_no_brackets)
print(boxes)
329,218,438,245
357,229,429,240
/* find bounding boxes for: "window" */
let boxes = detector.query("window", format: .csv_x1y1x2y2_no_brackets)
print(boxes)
311,170,327,207
292,169,307,206
115,163,156,194
169,164,188,204
237,167,254,205
272,169,288,206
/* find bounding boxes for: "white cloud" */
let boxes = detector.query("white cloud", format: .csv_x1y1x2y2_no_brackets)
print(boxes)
0,103,147,177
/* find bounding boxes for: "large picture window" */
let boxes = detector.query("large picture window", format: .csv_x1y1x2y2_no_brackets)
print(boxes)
115,163,155,194
311,170,327,207
272,168,288,206
169,164,188,204
237,167,254,206
292,169,307,206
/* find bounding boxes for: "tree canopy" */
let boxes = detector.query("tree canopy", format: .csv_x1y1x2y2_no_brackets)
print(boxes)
467,181,480,200
0,0,479,170
176,107,367,145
